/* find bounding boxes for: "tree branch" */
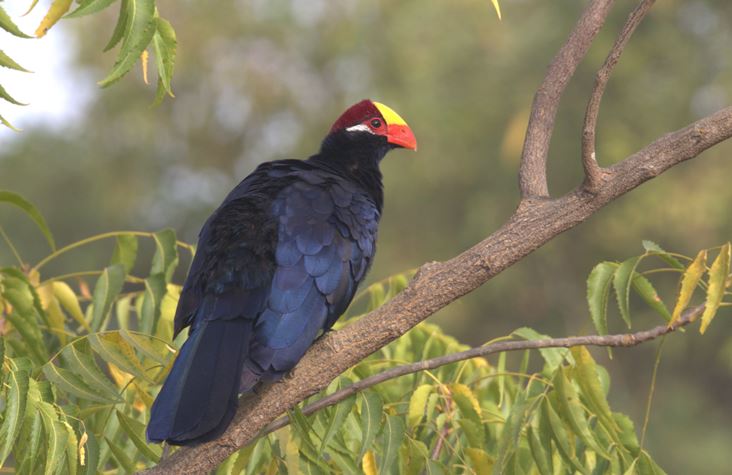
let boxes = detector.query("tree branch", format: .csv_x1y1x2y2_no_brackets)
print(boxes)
144,2,732,472
259,305,703,437
581,0,656,191
519,0,615,199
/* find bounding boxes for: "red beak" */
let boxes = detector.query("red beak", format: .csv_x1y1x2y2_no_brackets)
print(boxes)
386,124,418,151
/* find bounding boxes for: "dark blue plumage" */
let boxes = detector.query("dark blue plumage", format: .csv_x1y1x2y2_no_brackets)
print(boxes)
147,100,416,445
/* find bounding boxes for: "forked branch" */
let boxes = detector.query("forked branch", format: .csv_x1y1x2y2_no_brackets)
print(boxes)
519,0,615,199
145,1,732,472
582,0,656,191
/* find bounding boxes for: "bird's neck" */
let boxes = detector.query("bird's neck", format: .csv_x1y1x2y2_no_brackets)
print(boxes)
309,134,388,212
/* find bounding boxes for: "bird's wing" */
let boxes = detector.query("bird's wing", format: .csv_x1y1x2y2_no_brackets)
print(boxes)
245,171,378,381
173,161,301,336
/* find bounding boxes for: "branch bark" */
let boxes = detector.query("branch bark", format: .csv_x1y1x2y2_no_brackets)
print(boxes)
581,0,656,191
519,0,615,199
144,1,732,472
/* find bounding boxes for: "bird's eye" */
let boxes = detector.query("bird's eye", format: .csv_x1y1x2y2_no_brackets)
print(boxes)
370,119,382,128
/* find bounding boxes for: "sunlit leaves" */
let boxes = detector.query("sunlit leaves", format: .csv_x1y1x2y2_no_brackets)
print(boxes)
671,249,706,324
98,0,156,87
701,242,730,333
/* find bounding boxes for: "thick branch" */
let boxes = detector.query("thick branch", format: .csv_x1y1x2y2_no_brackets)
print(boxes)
145,104,732,475
260,305,703,436
519,0,615,199
582,0,656,191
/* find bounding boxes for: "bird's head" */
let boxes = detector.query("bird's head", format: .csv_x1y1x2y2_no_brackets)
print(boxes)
326,99,417,152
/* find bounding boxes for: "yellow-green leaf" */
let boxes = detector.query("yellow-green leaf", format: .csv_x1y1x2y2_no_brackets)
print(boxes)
116,410,161,462
613,256,642,328
407,384,433,429
465,447,494,475
35,0,73,37
53,281,89,331
0,6,32,38
490,0,502,20
701,243,730,334
0,50,31,72
671,249,706,325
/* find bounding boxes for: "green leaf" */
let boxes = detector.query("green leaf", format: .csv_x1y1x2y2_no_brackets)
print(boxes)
105,436,136,473
554,366,610,459
88,332,146,379
116,410,161,462
0,50,31,73
319,381,356,452
151,228,179,282
83,431,100,475
542,396,588,475
0,336,4,364
0,364,30,466
671,249,706,324
407,384,433,430
34,384,67,475
0,6,32,38
139,273,166,334
642,240,685,270
0,84,26,106
380,415,405,473
631,274,671,321
60,340,121,402
42,363,115,403
495,390,528,472
587,262,617,336
613,256,642,328
570,347,616,433
66,0,117,18
90,264,125,331
119,329,169,365
0,191,55,250
98,0,156,87
358,391,383,461
151,16,176,103
614,413,640,455
701,243,730,334
458,418,484,448
111,234,138,273
103,0,129,52
513,327,569,371
527,424,552,475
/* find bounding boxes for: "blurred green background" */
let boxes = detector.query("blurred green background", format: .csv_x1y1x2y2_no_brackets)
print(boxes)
2,0,732,471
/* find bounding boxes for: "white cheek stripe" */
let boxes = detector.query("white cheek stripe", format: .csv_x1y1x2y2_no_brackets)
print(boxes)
345,124,374,134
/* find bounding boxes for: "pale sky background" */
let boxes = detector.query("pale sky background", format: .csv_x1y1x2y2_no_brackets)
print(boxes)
0,1,95,136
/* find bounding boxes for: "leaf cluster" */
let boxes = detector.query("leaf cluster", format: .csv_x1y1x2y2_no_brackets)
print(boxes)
0,0,176,129
2,192,730,473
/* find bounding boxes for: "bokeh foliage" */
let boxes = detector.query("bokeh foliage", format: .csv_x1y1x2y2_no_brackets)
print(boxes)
2,0,732,472
1,192,730,472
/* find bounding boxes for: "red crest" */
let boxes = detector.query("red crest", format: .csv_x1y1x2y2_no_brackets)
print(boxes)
329,100,382,134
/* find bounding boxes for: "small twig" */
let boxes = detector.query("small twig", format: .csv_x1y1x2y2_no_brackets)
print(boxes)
519,0,615,199
430,386,451,460
582,0,656,191
0,225,24,266
640,335,665,450
256,305,703,438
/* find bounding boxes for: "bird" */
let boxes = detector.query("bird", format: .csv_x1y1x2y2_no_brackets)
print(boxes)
147,99,417,445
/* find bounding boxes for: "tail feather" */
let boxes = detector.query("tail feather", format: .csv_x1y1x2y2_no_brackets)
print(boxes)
147,319,252,445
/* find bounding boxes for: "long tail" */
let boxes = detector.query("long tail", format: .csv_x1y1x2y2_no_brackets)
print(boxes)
147,319,252,445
